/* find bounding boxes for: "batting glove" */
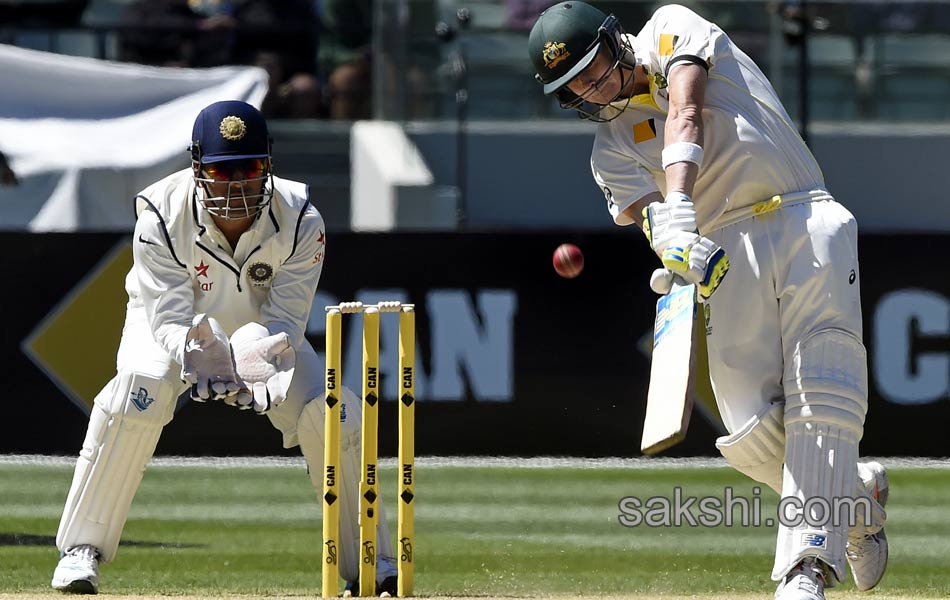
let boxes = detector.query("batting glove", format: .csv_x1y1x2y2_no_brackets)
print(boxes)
644,194,730,299
660,232,730,299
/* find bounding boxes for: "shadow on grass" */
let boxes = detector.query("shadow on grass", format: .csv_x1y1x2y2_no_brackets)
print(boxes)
0,532,204,549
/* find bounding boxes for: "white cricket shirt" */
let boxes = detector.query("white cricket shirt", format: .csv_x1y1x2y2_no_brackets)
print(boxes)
591,4,826,232
128,168,325,365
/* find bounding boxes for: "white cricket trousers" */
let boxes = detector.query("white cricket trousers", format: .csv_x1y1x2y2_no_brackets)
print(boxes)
704,198,864,433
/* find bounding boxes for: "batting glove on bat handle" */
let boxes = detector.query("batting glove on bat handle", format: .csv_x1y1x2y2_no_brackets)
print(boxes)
661,233,730,299
642,194,698,253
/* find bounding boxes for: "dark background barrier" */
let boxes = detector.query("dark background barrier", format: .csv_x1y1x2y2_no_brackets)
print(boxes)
3,232,948,457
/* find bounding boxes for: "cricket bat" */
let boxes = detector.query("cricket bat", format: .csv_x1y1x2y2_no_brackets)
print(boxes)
640,282,699,455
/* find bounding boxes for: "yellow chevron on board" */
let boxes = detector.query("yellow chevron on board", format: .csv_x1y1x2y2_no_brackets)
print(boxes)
22,241,131,413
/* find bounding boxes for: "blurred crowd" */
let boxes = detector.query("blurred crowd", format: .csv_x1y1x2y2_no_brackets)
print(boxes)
4,0,950,122
115,0,372,119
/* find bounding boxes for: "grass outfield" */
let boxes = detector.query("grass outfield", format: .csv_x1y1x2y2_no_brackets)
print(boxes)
1,457,949,598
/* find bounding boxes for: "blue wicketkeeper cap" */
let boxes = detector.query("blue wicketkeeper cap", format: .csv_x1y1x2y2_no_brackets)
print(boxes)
190,100,270,164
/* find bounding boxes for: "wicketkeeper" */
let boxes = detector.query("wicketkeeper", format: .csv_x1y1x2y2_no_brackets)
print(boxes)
529,4,888,599
51,100,397,596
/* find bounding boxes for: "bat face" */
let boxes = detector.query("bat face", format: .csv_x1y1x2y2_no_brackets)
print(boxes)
641,283,698,455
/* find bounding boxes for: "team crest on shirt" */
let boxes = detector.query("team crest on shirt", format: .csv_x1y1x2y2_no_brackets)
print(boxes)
248,261,274,286
542,42,571,69
652,72,668,89
219,116,247,141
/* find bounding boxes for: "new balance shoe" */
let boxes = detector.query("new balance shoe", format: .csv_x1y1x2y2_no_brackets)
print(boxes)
51,545,100,594
775,557,827,600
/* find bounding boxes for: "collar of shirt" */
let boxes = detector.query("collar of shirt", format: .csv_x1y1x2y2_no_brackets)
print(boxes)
194,201,267,265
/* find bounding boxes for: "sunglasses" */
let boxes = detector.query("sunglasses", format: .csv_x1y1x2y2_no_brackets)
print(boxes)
203,158,267,181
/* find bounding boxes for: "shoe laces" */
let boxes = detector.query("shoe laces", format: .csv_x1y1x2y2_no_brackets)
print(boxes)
789,558,826,594
846,534,875,561
67,545,99,561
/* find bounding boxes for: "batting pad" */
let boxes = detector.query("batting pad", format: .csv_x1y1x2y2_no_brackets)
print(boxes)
716,400,785,494
57,371,177,562
298,387,395,583
773,329,868,583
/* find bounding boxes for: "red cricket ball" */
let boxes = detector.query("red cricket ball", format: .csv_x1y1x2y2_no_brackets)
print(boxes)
553,243,584,279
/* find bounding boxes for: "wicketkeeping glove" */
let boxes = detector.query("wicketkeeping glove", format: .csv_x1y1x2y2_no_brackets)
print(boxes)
643,194,730,299
181,314,242,401
229,322,296,414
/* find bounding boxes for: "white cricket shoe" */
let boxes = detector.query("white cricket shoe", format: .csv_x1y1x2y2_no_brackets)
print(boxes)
847,461,889,591
51,544,100,594
775,557,827,600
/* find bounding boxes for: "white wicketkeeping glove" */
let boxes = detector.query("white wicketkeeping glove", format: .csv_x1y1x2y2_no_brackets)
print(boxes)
643,193,730,299
229,322,296,414
181,314,241,401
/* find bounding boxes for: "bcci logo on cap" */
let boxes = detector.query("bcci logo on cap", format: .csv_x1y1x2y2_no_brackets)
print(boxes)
219,115,247,141
542,41,571,69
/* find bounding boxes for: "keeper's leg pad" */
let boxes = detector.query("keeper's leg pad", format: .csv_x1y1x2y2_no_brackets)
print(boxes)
56,371,178,563
772,329,868,584
298,386,372,582
716,401,785,494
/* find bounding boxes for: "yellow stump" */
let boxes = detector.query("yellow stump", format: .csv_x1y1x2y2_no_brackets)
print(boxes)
322,308,342,598
398,307,415,597
360,308,380,597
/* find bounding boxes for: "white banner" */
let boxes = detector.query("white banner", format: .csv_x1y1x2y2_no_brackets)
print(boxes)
0,44,268,231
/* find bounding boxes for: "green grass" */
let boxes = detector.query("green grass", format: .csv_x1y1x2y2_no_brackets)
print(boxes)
2,459,949,597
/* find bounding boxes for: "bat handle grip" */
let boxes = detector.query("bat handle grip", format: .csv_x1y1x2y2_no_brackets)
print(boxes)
670,275,703,303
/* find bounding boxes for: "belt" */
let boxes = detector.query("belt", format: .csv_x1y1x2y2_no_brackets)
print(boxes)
705,188,834,233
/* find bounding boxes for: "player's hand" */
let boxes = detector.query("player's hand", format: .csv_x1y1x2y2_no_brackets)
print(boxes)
659,231,730,298
644,194,729,299
181,314,242,401
642,193,698,251
229,322,296,414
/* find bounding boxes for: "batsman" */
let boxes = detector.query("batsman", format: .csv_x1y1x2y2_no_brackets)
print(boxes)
530,3,887,598
51,100,397,595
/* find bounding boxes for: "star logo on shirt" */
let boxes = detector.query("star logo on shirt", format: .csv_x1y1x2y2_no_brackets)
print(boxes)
317,230,325,245
195,260,210,279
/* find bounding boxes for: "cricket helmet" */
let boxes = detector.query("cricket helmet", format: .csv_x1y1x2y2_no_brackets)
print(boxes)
528,1,637,121
189,100,274,220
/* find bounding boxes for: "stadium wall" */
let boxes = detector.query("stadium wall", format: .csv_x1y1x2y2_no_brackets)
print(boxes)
407,121,950,232
2,232,948,458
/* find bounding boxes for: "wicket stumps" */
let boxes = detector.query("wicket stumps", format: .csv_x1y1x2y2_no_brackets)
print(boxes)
322,301,415,598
